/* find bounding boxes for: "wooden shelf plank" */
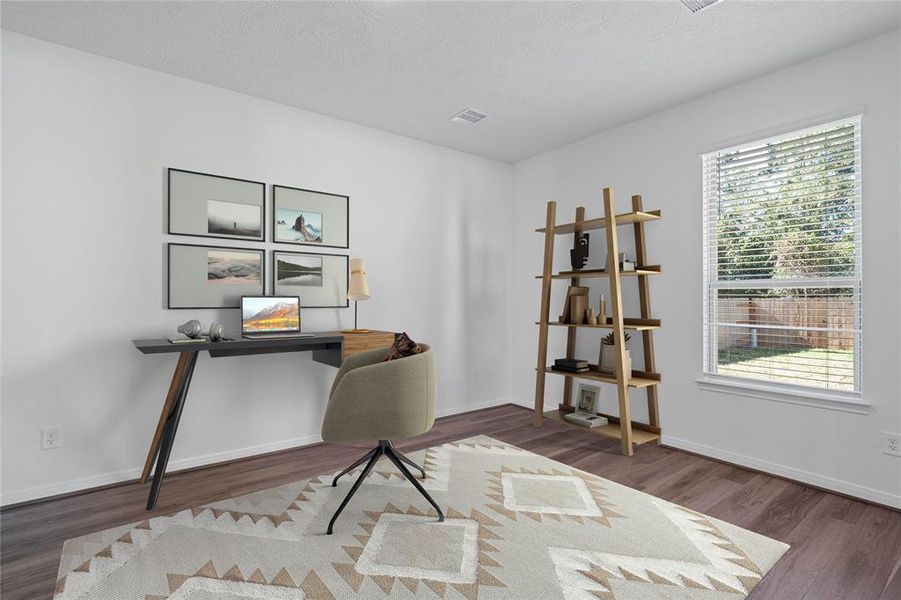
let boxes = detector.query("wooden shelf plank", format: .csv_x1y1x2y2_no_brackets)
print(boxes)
533,265,661,279
536,318,661,331
557,266,661,278
536,210,661,234
545,366,661,388
542,410,660,445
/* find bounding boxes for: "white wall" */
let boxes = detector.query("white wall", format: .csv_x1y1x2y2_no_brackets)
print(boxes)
511,31,901,507
0,33,514,504
4,28,900,509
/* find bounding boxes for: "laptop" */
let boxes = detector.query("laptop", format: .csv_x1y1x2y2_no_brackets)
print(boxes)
241,296,314,339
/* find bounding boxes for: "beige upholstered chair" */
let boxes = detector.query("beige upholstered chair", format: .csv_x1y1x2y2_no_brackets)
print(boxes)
322,344,442,534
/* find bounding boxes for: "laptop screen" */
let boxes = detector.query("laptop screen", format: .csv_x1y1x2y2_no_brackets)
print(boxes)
241,296,300,333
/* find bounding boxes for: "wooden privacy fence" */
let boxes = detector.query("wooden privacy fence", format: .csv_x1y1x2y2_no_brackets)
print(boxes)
717,297,854,351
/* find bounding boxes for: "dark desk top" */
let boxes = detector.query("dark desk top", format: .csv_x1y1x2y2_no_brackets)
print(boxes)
133,332,344,355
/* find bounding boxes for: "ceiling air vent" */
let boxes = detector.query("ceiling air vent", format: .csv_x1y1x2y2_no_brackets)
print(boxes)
679,0,722,12
450,108,488,124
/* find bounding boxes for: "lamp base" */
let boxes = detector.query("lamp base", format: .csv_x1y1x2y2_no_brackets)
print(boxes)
340,328,372,334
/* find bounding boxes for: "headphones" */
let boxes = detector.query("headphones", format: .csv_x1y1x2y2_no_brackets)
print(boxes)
208,322,224,342
177,320,225,342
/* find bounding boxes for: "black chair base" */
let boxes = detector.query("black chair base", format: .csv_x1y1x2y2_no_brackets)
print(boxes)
327,440,444,535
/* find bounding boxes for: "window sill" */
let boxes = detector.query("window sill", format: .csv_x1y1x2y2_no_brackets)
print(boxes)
695,375,869,414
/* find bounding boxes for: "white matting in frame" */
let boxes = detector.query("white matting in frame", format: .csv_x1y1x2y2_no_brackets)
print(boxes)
168,169,265,242
168,243,264,308
272,251,348,307
273,185,348,248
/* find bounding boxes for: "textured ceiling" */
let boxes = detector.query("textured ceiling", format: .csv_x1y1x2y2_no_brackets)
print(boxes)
2,1,899,163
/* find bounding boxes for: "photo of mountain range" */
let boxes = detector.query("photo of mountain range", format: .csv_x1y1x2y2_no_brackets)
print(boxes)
276,208,322,243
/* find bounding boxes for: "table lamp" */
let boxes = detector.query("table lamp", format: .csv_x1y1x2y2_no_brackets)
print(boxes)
342,258,371,334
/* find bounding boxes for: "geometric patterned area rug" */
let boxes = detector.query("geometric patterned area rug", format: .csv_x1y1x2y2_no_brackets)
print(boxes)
55,435,788,599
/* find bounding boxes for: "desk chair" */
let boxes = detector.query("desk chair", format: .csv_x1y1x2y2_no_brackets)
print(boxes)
322,344,443,534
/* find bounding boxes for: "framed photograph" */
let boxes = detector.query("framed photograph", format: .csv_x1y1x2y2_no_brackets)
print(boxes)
168,168,265,242
272,251,348,307
575,384,601,415
168,243,264,308
273,185,348,248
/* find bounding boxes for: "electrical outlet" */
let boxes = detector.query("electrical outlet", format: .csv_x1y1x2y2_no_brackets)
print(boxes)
471,371,481,386
41,427,61,450
882,431,900,457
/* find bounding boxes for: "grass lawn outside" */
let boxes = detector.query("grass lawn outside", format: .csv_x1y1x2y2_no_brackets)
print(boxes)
717,346,854,391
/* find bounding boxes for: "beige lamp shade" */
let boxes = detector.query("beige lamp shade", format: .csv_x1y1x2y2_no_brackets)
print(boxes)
348,258,370,301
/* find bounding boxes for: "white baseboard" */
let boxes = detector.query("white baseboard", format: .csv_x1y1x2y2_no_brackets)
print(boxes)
507,397,532,409
0,433,325,507
662,434,901,510
1,398,516,507
11,400,894,511
505,397,898,509
436,397,516,418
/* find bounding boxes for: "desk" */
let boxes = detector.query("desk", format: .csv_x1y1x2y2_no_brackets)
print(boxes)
133,331,395,509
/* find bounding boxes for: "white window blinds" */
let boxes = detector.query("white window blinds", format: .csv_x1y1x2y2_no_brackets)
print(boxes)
702,117,862,394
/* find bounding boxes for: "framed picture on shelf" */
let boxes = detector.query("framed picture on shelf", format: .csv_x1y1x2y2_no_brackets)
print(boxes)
272,250,348,307
273,185,349,248
575,384,600,415
168,168,265,242
168,243,264,308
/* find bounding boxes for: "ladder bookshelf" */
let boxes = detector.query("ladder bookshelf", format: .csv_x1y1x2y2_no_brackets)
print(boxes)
534,187,661,456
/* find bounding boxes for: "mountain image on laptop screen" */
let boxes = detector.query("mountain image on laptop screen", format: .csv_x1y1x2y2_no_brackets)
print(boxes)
242,297,300,332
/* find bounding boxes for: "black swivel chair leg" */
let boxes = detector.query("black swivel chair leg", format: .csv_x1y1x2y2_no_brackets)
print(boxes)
388,443,427,479
327,446,383,535
332,447,379,487
385,447,444,522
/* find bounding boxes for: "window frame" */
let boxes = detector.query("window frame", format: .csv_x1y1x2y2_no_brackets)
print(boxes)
699,116,865,409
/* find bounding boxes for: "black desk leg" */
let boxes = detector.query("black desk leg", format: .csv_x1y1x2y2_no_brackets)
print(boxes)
141,352,192,484
146,351,198,510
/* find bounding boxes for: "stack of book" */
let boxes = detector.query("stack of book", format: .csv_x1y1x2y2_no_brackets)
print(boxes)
564,411,609,428
553,358,589,373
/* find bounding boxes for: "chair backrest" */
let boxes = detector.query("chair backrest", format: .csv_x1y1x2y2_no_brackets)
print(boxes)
321,344,436,444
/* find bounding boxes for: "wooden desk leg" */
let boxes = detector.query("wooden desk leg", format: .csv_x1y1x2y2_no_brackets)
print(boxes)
146,351,198,510
140,352,191,484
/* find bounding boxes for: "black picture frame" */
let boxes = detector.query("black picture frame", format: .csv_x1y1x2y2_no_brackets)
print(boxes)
272,184,349,249
271,250,349,308
168,168,266,242
168,243,265,309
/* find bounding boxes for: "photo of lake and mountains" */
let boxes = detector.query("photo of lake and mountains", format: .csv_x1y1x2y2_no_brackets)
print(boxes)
275,208,322,243
276,253,323,286
207,199,262,238
206,250,261,285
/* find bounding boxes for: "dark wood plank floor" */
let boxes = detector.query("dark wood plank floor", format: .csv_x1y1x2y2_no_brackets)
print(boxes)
2,404,899,599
